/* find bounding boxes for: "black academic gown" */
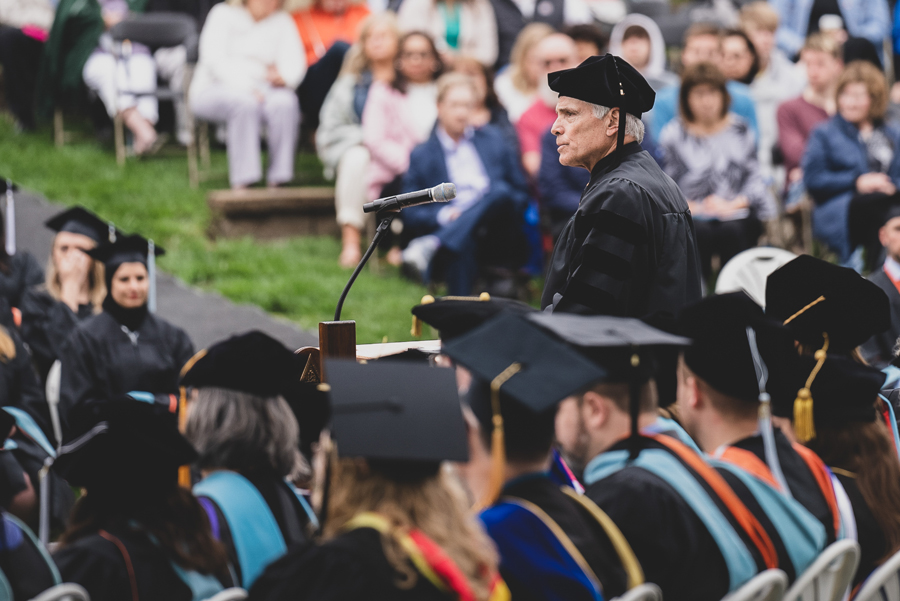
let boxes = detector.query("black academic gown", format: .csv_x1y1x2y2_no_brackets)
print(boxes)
834,472,887,589
57,306,194,440
54,526,227,601
861,269,900,367
20,287,95,383
198,472,311,586
731,432,837,544
584,438,731,601
541,142,702,317
249,528,456,601
0,253,43,309
0,512,58,601
0,326,54,440
485,474,629,600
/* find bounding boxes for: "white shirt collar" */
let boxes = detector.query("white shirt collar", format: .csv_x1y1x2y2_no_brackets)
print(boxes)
436,125,475,152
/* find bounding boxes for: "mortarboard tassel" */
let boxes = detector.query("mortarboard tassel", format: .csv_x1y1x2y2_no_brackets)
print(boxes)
178,386,191,488
411,295,435,337
148,239,157,313
475,362,521,511
610,57,627,166
628,350,642,460
5,179,14,256
794,334,829,443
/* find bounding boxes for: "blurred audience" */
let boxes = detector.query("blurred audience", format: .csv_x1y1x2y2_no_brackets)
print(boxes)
564,22,606,62
609,14,677,91
0,0,54,131
319,12,401,267
362,31,441,204
493,22,553,123
293,0,370,131
453,55,518,150
650,24,759,142
82,0,160,155
190,0,306,189
660,63,775,283
400,73,529,295
537,128,588,241
777,33,841,206
487,0,590,69
803,61,900,267
516,32,578,178
771,0,890,61
397,0,498,67
741,2,806,179
720,29,758,85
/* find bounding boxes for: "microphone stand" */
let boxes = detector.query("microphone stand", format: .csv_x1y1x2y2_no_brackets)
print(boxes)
334,210,396,321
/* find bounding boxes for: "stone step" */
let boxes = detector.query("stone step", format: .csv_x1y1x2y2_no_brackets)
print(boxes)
207,186,338,239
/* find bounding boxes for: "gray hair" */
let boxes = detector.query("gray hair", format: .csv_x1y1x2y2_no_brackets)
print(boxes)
185,387,300,478
591,103,645,143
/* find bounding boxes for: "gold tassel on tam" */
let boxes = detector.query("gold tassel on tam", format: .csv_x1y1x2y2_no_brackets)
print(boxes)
793,334,829,443
178,386,191,488
475,362,522,511
411,295,435,337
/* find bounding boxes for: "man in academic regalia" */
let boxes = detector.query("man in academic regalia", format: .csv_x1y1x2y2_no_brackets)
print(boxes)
541,55,702,317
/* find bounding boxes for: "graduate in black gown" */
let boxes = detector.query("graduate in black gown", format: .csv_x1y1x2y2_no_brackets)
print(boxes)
52,397,233,601
771,355,900,590
442,314,642,601
250,360,508,601
539,55,701,317
20,206,114,384
0,180,43,310
57,234,194,440
547,314,779,601
181,331,317,589
677,292,841,547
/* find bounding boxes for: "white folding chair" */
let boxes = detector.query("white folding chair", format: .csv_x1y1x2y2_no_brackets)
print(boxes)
723,569,789,601
852,548,900,601
613,583,663,601
784,540,861,601
29,583,90,601
207,588,248,601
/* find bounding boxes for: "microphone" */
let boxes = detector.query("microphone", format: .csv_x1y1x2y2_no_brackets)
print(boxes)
363,183,456,214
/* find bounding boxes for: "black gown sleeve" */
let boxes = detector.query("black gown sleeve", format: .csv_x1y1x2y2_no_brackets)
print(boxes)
170,326,195,375
16,255,45,307
57,326,103,440
20,288,85,383
54,540,135,601
6,330,54,440
550,180,652,316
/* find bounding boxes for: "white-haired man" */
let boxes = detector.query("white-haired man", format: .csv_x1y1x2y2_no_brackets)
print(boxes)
541,54,702,317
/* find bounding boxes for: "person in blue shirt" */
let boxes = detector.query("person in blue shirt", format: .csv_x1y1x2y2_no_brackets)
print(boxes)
647,24,759,142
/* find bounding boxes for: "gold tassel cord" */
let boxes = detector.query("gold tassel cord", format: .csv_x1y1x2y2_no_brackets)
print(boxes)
411,295,435,337
783,296,826,325
178,386,191,488
474,362,522,511
794,334,829,443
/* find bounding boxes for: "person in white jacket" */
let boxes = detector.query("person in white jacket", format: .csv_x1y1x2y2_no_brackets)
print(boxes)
190,0,306,188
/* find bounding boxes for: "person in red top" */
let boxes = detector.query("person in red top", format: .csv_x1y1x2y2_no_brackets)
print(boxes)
294,0,370,130
516,32,578,177
776,33,842,206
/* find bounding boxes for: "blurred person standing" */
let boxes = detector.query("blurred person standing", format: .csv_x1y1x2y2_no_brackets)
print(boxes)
493,22,553,123
776,33,842,207
771,0,889,61
190,0,306,189
649,24,759,142
397,0,498,68
516,32,578,178
803,60,900,267
400,73,529,295
318,13,401,268
542,55,701,317
0,0,54,131
487,0,590,69
660,63,776,284
740,2,806,179
608,15,677,91
293,0,370,132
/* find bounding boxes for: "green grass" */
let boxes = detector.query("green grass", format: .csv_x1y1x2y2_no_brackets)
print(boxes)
0,115,435,343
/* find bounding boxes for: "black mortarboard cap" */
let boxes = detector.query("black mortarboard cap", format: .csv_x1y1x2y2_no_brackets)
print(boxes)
45,206,116,245
766,255,889,352
324,359,468,464
180,330,303,398
442,313,608,414
53,398,197,490
548,54,656,118
770,354,882,427
283,381,332,459
678,292,798,404
86,233,165,268
410,293,536,341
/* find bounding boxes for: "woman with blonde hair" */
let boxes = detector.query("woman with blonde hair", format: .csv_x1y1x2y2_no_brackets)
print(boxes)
249,361,508,601
493,23,553,123
318,12,401,267
20,207,111,384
